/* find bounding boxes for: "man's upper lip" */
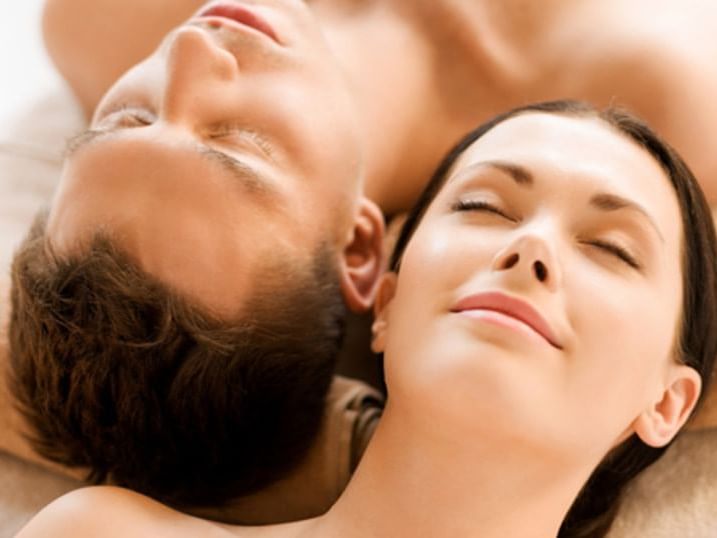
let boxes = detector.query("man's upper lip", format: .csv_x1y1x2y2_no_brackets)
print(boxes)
198,2,280,44
451,291,562,349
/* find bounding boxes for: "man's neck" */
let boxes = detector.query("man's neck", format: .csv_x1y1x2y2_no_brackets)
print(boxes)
304,405,595,538
312,0,562,215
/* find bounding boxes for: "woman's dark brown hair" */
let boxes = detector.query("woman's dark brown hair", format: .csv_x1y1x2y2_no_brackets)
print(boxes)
390,100,717,537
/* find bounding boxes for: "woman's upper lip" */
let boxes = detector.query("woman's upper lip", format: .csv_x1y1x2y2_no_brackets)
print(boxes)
198,2,280,44
450,291,562,349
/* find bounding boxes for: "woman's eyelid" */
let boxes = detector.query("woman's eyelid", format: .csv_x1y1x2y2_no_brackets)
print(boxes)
448,179,646,270
451,191,519,222
580,218,653,269
581,236,642,269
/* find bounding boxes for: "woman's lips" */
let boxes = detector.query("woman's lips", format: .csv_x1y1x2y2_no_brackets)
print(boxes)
451,291,562,349
198,2,280,44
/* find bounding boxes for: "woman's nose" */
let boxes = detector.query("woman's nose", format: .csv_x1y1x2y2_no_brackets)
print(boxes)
491,234,561,291
160,27,238,124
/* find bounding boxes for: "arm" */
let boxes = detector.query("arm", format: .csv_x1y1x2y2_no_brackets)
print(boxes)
553,32,717,206
42,0,207,117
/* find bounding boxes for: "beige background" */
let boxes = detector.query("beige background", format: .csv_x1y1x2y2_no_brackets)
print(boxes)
0,1,59,124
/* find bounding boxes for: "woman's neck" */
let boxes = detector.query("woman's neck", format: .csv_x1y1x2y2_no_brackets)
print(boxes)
302,404,596,538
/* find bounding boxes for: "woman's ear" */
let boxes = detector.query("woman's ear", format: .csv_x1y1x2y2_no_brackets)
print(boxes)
338,198,385,313
370,272,398,354
633,365,702,447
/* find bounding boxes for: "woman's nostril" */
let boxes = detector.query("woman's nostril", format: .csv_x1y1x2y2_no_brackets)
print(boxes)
504,253,520,269
534,260,548,282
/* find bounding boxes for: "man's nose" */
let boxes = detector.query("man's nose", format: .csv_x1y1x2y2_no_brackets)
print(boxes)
491,233,562,292
160,27,238,124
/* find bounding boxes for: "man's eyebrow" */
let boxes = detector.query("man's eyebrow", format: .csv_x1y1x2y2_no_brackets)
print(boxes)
590,192,664,243
197,145,274,196
65,128,109,159
452,160,534,186
65,127,275,196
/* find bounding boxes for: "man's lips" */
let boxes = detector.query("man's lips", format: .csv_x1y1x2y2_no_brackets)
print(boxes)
198,3,280,44
450,292,562,349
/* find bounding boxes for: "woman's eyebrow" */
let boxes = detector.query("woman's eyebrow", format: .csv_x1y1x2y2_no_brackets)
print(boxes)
452,158,666,242
451,160,534,187
64,127,276,197
590,192,665,243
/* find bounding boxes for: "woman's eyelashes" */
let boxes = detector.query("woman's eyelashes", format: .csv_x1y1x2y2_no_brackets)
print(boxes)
452,197,641,270
452,199,518,222
583,239,641,270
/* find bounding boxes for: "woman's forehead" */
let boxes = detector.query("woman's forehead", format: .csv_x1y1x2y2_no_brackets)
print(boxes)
441,112,684,250
455,115,671,199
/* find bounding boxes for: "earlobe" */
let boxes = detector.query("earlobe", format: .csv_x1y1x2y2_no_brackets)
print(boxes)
338,198,385,313
633,365,702,448
371,272,398,354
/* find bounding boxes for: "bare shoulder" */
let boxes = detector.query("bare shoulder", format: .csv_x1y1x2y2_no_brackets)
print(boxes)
16,486,233,538
543,1,717,202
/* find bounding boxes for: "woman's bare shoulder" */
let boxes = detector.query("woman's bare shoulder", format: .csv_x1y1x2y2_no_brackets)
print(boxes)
15,486,233,538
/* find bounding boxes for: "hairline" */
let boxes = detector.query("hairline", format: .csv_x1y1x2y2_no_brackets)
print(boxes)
38,209,340,324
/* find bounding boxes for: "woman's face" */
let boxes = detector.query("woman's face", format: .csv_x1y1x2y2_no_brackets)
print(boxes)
376,113,688,461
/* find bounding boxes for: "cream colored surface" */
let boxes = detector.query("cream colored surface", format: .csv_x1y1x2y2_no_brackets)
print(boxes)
609,429,717,537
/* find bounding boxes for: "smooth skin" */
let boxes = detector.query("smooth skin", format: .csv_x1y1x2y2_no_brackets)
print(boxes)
17,113,701,538
43,0,717,208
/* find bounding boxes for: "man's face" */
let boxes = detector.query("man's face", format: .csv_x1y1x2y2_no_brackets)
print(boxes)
48,1,364,316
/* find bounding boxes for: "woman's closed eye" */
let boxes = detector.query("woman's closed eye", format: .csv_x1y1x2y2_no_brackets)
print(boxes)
452,199,518,223
584,239,641,270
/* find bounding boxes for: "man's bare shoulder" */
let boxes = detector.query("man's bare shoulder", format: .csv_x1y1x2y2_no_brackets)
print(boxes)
15,486,235,538
537,1,717,202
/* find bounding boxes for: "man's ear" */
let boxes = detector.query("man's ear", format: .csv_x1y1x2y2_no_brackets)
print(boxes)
633,365,702,447
338,198,385,313
370,272,398,354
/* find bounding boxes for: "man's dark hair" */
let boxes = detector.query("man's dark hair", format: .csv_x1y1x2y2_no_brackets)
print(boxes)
391,100,717,538
8,212,347,508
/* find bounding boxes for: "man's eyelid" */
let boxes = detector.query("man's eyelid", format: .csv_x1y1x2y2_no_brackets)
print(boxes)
206,123,278,160
96,103,156,126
